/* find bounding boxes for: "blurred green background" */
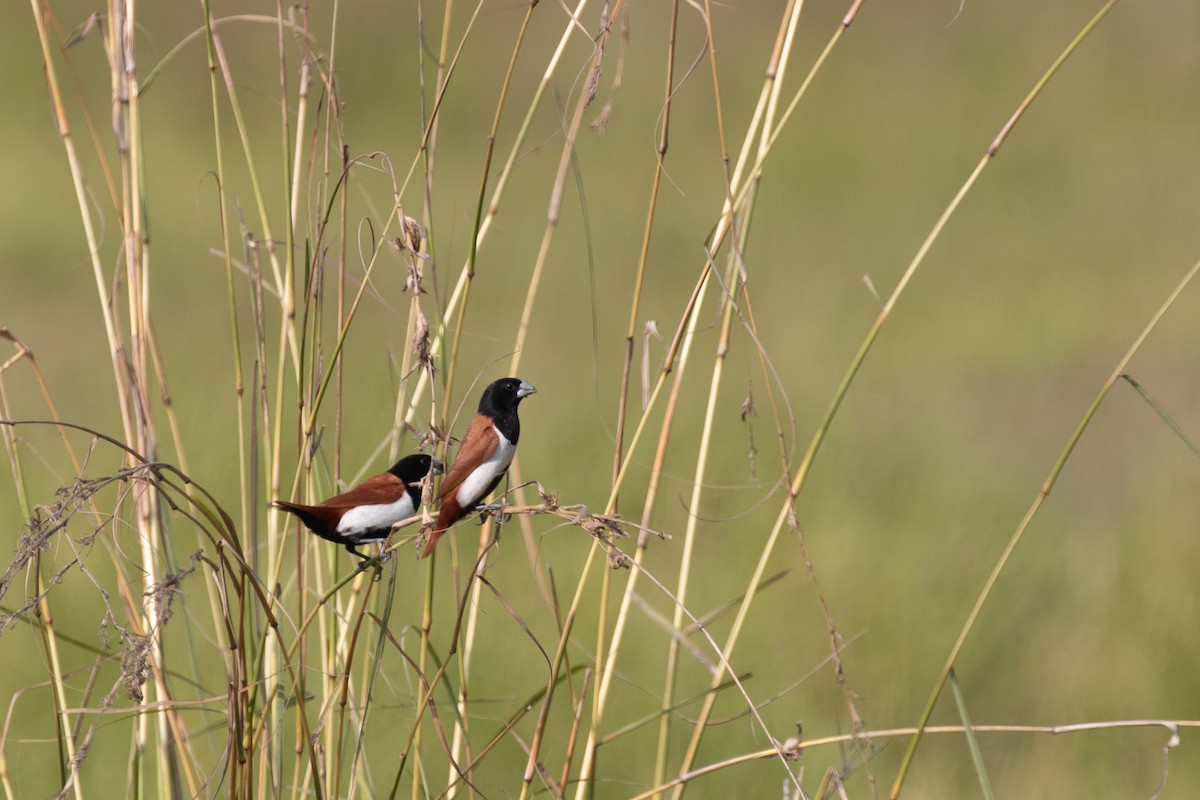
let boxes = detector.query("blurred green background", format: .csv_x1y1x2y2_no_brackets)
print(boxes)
3,0,1200,796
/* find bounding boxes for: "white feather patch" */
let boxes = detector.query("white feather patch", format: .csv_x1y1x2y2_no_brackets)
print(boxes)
455,426,516,508
336,495,417,538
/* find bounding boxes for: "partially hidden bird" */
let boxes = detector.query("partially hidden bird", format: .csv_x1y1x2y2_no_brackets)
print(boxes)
424,377,536,557
275,453,443,564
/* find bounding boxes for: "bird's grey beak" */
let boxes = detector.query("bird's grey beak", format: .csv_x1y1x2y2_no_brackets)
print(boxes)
429,457,446,476
517,381,536,398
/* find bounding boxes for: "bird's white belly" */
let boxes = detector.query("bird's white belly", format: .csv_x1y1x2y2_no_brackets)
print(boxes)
456,427,515,507
337,496,416,536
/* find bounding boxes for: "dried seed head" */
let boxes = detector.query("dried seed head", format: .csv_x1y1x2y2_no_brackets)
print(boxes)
412,312,433,373
402,216,424,253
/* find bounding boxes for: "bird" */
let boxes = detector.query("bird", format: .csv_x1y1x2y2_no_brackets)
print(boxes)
423,377,536,558
274,453,443,564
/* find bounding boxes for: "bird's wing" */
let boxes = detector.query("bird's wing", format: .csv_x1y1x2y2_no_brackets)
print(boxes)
319,471,407,510
437,415,499,504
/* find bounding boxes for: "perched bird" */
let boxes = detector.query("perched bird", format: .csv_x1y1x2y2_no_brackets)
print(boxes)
275,454,442,564
424,377,537,557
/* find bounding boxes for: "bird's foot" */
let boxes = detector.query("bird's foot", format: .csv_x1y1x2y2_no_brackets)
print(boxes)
352,550,390,581
474,503,510,526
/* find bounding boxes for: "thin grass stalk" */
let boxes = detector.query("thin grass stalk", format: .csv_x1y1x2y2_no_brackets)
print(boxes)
645,3,808,792
501,6,572,381
385,0,483,209
327,573,378,794
407,555,437,800
144,330,211,799
573,232,732,796
207,31,292,355
631,718,1190,799
334,29,355,798
386,283,423,460
949,669,995,800
599,0,827,540
51,20,120,215
600,674,750,747
0,374,79,797
126,521,223,797
722,2,863,223
287,6,312,239
331,575,379,796
525,203,729,800
145,321,221,779
37,582,74,798
445,520,494,797
646,255,739,795
424,0,455,182
556,667,594,795
388,0,591,453
699,0,733,185
393,0,591,428
657,0,1118,789
300,95,339,800
438,4,541,788
588,564,614,795
350,562,406,797
439,668,589,798
0,379,42,798
300,171,417,440
600,1,816,796
448,2,623,792
580,544,803,790
249,301,284,800
328,53,346,491
4,389,219,794
465,0,598,610
205,58,298,763
525,175,718,798
890,253,1198,796
380,580,493,800
1120,375,1200,457
706,0,853,266
885,4,1123,795
490,3,620,652
207,15,311,789
375,0,490,431
108,0,182,793
476,0,588,237
518,540,602,800
575,286,709,798
393,546,509,798
240,262,277,798
275,0,304,643
173,499,327,800
13,467,152,799
32,3,134,448
414,0,435,304
748,0,873,764
602,4,682,789
614,0,678,514
406,2,470,794
14,289,214,800
271,302,294,796
0,365,29,519
426,0,486,408
537,262,700,796
667,15,883,796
